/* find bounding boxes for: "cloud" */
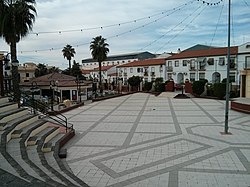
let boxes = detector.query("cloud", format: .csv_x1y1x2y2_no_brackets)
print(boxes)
1,0,250,69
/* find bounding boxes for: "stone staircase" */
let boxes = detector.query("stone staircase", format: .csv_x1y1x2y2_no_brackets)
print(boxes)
0,97,89,187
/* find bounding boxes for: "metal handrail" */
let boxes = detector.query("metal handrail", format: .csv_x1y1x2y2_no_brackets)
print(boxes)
7,91,73,132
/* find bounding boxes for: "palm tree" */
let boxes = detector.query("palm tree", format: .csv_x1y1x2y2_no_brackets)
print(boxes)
62,44,76,74
0,0,37,102
90,35,109,93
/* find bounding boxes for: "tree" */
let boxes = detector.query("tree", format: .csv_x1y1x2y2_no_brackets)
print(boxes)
90,35,109,93
62,60,83,78
0,0,37,102
35,63,48,77
62,44,76,74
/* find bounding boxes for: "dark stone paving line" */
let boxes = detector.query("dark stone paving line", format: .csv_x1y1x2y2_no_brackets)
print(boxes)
91,143,210,179
168,170,178,187
122,95,150,147
167,98,182,134
67,95,133,147
187,125,250,146
72,144,119,148
106,147,232,187
67,134,174,164
180,167,249,174
232,148,250,173
67,102,99,120
190,99,219,123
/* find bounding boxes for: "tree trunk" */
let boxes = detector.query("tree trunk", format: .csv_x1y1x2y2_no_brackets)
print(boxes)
11,42,20,103
98,61,102,94
68,59,71,75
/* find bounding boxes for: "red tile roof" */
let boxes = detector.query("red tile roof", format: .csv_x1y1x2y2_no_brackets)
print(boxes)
20,73,92,87
167,46,238,60
118,58,166,67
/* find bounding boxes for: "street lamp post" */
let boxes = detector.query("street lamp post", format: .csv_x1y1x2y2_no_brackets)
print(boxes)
224,0,231,134
50,80,58,111
31,81,38,114
75,76,85,103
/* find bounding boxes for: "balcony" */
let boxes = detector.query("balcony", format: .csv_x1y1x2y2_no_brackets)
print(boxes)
166,66,173,72
199,67,206,71
189,67,196,71
123,72,127,77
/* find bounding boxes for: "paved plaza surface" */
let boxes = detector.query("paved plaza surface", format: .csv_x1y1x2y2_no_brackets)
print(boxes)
63,93,250,187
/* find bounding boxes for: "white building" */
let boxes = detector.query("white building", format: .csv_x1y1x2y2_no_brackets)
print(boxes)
82,52,156,70
166,45,240,85
117,58,166,85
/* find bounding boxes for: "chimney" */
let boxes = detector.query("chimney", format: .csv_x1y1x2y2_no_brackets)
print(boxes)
177,48,181,54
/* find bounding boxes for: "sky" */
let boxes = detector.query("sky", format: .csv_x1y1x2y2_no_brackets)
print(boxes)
0,0,250,69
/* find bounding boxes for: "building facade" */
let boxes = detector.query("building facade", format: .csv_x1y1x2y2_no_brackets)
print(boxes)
117,58,166,85
166,46,239,85
82,52,156,70
239,42,250,98
18,62,37,83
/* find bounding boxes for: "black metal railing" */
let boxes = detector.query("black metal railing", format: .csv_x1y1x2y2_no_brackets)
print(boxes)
7,91,73,132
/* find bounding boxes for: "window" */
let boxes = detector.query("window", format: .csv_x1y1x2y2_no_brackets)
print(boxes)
175,60,179,67
122,61,125,64
112,62,114,65
199,73,205,80
137,68,142,73
190,73,195,82
130,68,133,73
124,68,127,73
168,61,172,67
230,57,236,68
207,58,214,65
183,60,188,66
219,57,225,65
245,56,250,69
229,72,235,82
26,73,29,77
151,67,155,72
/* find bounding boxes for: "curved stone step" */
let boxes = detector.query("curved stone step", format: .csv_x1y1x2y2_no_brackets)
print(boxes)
0,108,29,124
0,102,18,113
0,114,34,132
0,135,50,186
53,133,90,187
0,97,9,104
37,127,80,187
20,120,70,186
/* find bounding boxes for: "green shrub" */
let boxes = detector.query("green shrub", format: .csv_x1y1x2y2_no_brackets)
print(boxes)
154,77,164,92
192,80,207,95
213,83,226,99
144,81,153,91
128,76,141,87
158,83,166,92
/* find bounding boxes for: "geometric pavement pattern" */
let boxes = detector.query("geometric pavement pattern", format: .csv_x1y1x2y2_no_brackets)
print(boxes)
63,93,250,187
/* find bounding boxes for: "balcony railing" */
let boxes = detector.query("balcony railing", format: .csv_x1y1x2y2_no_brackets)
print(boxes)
189,67,196,71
